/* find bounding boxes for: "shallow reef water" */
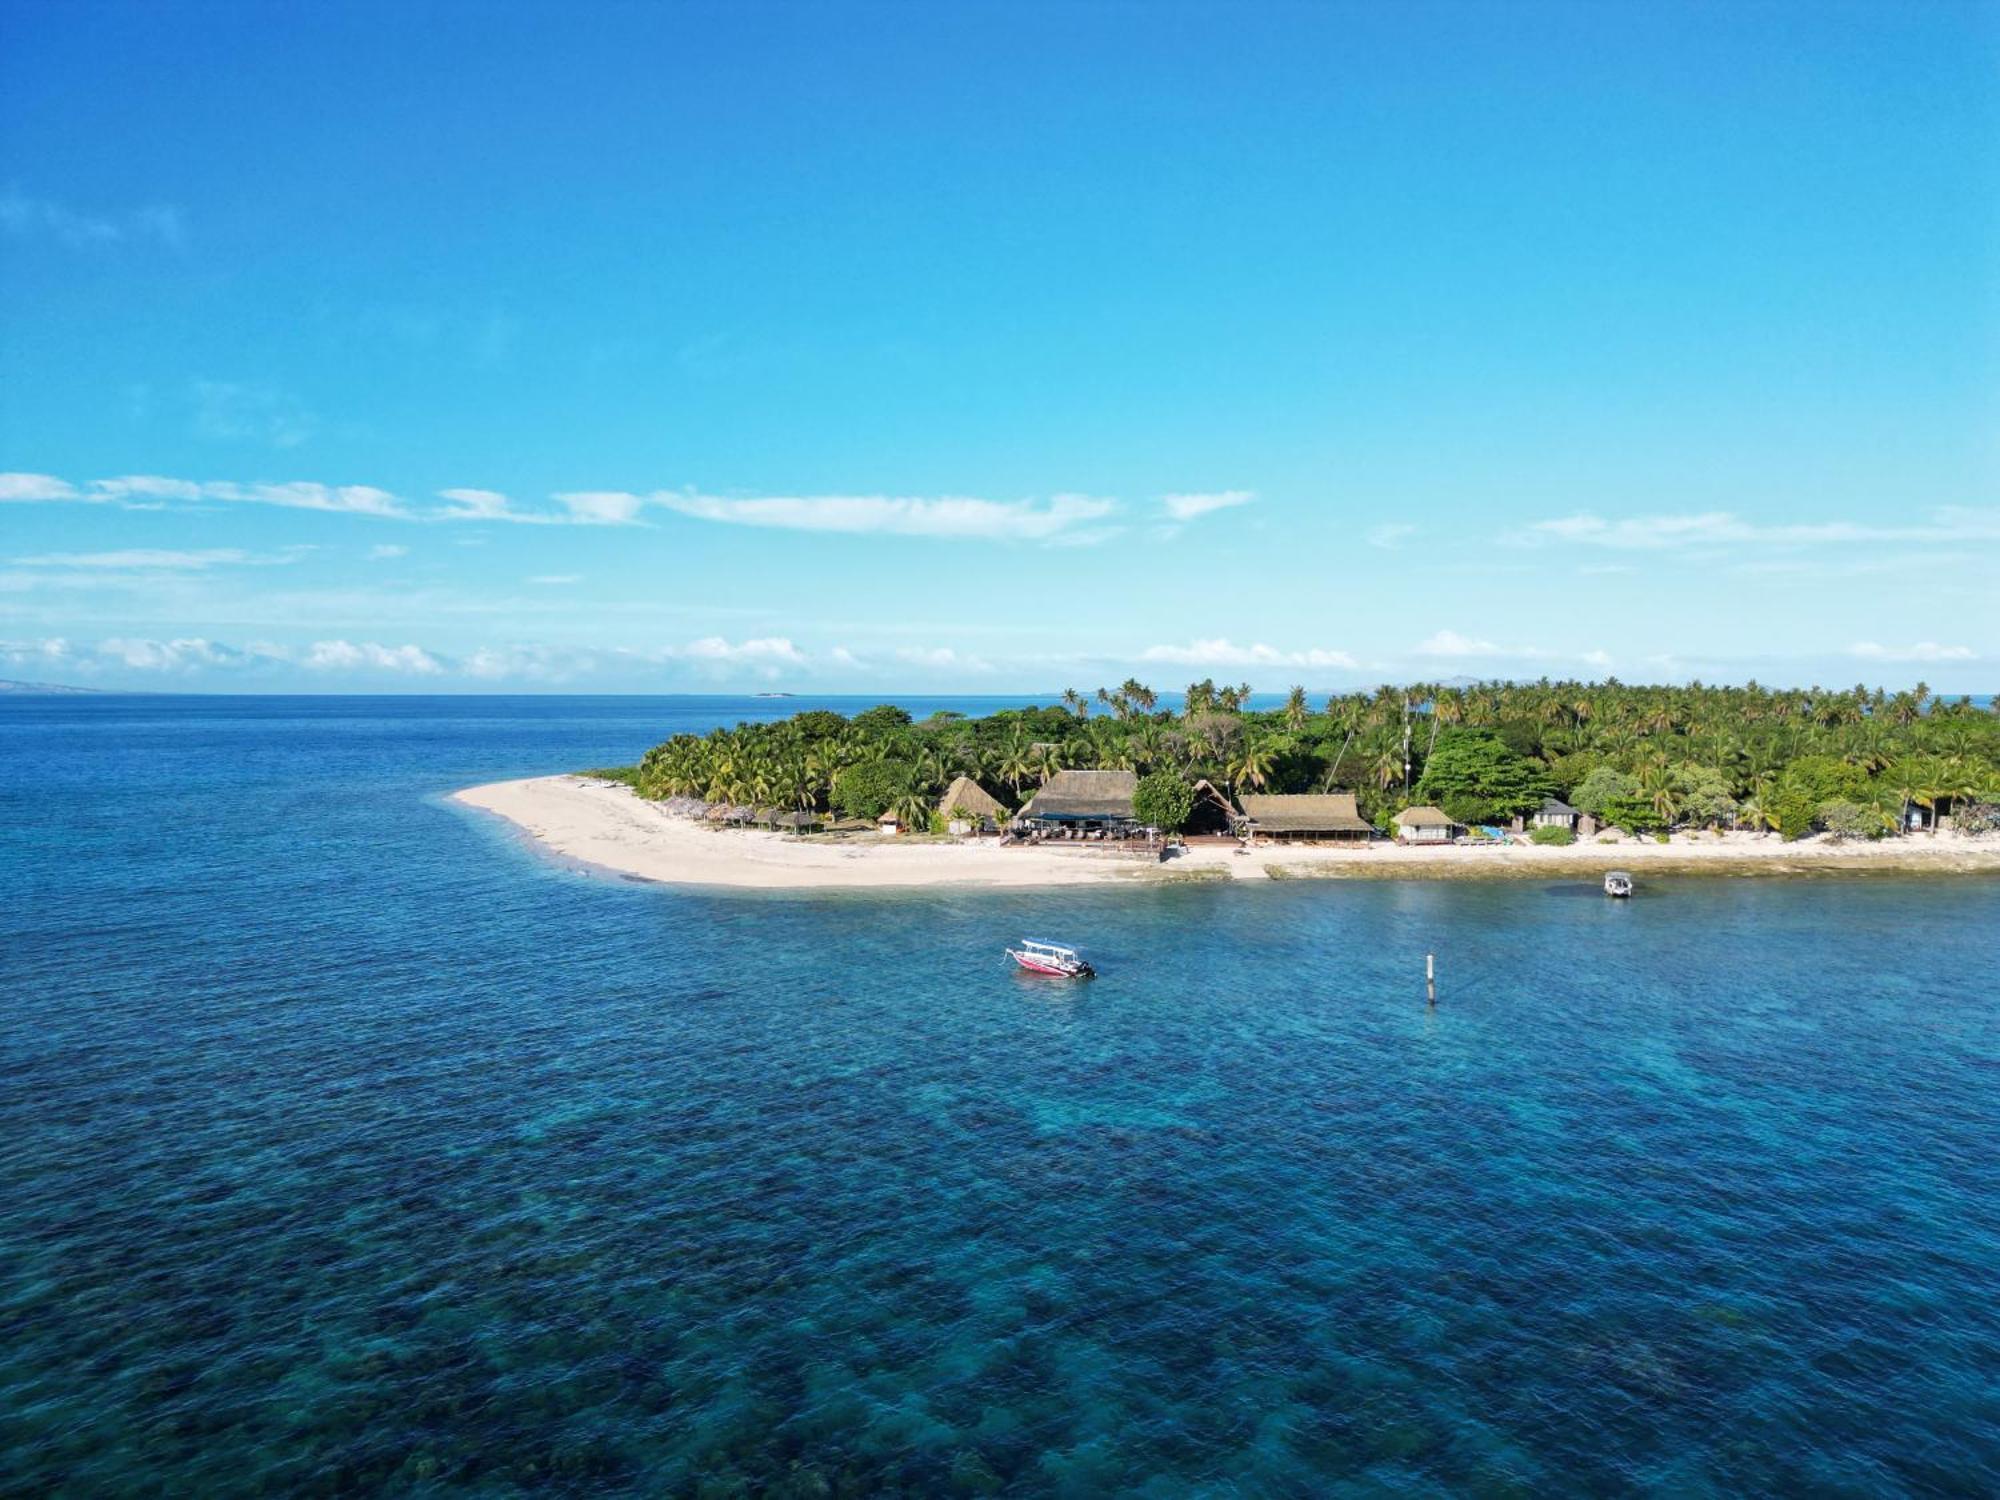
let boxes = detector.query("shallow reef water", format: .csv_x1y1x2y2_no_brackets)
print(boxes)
3,696,1997,1495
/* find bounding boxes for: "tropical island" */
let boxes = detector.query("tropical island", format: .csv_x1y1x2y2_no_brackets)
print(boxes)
455,679,2000,888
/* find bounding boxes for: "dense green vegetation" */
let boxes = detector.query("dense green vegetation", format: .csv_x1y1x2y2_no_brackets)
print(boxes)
635,678,2000,840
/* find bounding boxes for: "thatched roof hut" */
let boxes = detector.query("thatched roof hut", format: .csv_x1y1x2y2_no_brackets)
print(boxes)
937,775,1006,822
1020,769,1138,823
1239,792,1373,840
772,810,822,832
1187,778,1241,836
1395,804,1457,842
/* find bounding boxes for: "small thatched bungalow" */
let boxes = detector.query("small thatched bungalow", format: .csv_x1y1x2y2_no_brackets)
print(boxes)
1239,792,1374,842
937,775,1007,827
1395,805,1458,844
772,810,823,833
1020,769,1138,831
877,807,904,835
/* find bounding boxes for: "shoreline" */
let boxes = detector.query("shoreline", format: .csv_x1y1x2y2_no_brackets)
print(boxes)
453,775,2000,890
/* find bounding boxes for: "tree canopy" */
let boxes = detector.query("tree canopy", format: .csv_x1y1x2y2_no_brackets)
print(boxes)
632,678,2000,843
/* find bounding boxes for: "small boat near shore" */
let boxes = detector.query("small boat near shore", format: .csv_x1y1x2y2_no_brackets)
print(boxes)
1008,939,1095,978
1604,870,1634,898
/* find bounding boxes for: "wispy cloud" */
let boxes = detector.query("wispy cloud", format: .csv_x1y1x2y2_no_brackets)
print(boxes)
1516,507,2000,550
2,472,409,517
1140,637,1358,669
554,491,647,525
656,491,1117,541
1413,629,1507,657
368,544,409,560
1848,641,1977,663
671,635,806,665
0,191,187,250
303,640,444,674
1,473,1252,542
1367,523,1416,550
527,574,581,586
1159,490,1254,523
192,381,316,448
895,645,992,671
8,547,308,570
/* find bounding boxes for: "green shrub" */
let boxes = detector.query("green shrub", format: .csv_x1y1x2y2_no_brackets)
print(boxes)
578,765,640,788
1132,771,1196,832
1528,824,1575,846
832,760,907,820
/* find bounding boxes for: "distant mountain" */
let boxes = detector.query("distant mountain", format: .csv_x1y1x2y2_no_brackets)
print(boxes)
0,678,99,694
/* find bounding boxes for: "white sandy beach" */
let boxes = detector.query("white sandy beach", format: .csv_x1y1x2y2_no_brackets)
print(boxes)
455,775,2000,890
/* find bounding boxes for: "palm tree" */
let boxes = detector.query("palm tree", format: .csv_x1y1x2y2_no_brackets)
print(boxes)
1283,685,1308,732
1230,739,1276,795
997,733,1034,796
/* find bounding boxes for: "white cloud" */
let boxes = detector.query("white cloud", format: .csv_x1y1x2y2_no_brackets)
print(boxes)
1581,649,1614,668
1140,637,1358,669
303,639,444,674
657,490,1117,541
894,646,993,671
554,490,647,525
0,473,81,501
437,487,523,521
527,574,580,585
437,488,645,526
86,475,206,503
10,547,307,570
0,637,72,666
205,480,403,516
1518,507,2000,551
369,544,409,560
461,644,599,682
1367,523,1416,550
1159,490,1254,523
1848,641,1977,663
1413,630,1505,657
827,646,864,669
96,637,239,671
673,635,807,665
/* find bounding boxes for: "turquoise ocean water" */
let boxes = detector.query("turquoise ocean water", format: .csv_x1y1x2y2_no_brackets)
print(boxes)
2,695,1996,1495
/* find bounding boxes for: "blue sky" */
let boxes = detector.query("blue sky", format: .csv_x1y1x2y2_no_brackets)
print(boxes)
2,1,1994,692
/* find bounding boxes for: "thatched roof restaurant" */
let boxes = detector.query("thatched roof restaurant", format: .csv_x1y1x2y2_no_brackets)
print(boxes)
1238,792,1373,840
937,775,1007,822
1020,769,1138,825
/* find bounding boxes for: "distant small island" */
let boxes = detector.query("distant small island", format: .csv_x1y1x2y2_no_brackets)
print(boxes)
754,691,797,698
459,678,2000,888
0,678,98,695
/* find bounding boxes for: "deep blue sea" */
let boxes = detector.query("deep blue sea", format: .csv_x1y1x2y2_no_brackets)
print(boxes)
3,695,1996,1497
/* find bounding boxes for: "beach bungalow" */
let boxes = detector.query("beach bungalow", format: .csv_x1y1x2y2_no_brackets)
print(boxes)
1395,805,1459,844
772,810,823,834
1020,769,1139,834
1238,792,1374,842
1532,797,1579,831
937,775,1007,833
877,807,903,835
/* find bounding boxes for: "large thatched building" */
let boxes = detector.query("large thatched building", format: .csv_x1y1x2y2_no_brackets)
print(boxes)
1020,769,1138,830
1238,792,1374,841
